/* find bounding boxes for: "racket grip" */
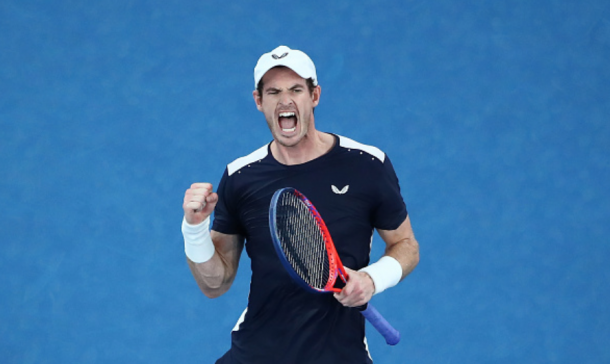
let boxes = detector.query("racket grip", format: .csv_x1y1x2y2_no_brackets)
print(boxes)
360,304,401,346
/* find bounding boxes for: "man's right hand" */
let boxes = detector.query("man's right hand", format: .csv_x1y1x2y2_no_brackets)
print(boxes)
183,183,218,225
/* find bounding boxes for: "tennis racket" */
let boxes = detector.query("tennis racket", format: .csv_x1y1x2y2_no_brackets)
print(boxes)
269,187,401,346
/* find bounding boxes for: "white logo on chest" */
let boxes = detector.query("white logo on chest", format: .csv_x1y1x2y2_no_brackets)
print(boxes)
331,185,349,195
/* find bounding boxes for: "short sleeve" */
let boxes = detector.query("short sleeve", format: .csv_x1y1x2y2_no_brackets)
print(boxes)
372,155,408,231
212,168,246,236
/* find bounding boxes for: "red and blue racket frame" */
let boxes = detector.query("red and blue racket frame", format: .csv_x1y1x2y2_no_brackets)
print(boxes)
269,187,401,346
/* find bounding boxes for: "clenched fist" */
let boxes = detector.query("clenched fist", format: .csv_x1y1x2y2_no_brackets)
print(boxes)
183,183,219,225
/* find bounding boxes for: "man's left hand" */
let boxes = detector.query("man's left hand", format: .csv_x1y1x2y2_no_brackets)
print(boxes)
333,267,375,307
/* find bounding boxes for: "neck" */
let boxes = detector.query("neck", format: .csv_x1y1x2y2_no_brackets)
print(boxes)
271,131,335,166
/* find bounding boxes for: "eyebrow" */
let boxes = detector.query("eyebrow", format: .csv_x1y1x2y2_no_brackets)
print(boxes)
265,87,281,93
265,83,305,93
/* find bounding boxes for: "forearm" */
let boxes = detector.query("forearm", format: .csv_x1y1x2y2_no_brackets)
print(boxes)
337,236,419,306
359,216,419,296
182,216,244,299
187,252,239,298
384,235,419,280
377,216,419,280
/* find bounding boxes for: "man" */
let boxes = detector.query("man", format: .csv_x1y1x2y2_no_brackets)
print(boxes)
181,45,419,363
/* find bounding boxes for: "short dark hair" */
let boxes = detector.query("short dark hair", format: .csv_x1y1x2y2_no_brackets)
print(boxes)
256,67,317,101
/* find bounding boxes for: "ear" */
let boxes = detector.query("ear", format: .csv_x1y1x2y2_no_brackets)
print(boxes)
253,90,263,112
311,85,321,108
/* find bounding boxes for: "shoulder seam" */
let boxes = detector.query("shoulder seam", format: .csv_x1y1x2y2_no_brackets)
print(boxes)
337,135,386,162
227,144,269,176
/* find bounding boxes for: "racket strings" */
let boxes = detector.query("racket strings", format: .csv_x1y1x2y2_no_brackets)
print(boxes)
276,192,330,289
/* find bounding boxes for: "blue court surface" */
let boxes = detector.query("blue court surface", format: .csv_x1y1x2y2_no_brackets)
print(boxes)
1,1,609,363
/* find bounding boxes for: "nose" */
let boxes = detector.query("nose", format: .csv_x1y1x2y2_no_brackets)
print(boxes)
278,92,294,106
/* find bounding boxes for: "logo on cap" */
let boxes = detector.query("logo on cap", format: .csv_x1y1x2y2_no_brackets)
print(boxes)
272,52,289,60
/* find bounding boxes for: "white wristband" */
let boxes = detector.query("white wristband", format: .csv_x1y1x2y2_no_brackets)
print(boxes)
359,256,403,295
181,216,215,263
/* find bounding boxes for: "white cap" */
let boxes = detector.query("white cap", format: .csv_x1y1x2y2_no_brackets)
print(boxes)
254,45,318,88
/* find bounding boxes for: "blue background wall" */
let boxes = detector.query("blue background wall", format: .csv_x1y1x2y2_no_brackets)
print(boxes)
1,1,609,363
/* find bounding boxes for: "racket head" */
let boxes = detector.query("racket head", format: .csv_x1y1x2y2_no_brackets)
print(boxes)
269,187,346,293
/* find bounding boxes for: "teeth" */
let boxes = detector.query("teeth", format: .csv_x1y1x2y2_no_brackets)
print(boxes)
279,112,296,132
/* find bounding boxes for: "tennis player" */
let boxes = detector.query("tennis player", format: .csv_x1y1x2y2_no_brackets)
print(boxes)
182,45,419,363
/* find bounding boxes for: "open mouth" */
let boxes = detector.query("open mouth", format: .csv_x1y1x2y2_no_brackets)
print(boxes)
278,112,297,133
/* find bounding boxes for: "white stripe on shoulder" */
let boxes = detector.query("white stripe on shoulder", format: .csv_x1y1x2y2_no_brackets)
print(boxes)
227,144,269,176
338,135,386,162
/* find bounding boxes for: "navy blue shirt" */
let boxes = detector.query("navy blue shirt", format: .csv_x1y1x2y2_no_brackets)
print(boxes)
212,134,408,364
